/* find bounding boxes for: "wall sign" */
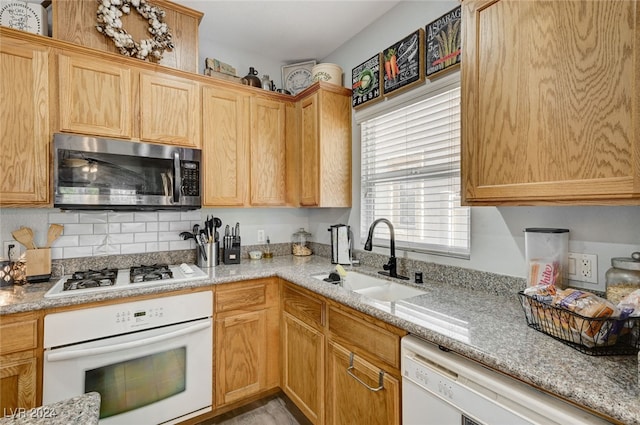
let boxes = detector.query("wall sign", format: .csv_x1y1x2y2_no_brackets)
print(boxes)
382,29,425,97
351,53,382,109
425,6,462,79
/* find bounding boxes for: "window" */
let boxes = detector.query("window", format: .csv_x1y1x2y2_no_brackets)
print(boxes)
360,77,470,258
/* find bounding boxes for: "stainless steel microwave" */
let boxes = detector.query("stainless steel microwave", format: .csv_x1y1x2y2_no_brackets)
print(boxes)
53,133,201,210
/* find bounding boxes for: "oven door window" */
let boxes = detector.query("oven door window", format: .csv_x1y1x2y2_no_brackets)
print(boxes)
57,149,174,198
85,347,186,419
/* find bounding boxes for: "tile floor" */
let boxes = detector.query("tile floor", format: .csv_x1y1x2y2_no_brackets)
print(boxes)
197,395,311,425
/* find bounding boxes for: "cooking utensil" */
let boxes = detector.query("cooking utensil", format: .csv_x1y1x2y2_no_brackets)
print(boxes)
213,217,222,242
12,227,37,250
45,224,64,248
179,231,195,240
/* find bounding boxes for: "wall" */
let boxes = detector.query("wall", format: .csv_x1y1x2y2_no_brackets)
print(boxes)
0,208,310,260
320,1,640,292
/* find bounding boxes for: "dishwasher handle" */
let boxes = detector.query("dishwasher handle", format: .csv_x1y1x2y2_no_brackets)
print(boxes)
46,319,211,362
346,352,385,392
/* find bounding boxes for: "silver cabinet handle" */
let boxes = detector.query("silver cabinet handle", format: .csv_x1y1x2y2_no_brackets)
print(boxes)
346,352,385,392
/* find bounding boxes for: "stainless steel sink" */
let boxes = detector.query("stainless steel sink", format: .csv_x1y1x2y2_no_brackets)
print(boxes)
312,270,426,302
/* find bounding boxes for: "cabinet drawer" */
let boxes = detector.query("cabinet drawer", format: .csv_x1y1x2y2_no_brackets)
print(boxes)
328,306,402,369
215,279,276,313
283,284,324,328
0,316,38,355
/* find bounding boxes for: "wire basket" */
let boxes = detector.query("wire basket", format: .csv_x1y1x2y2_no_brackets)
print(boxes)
518,291,640,356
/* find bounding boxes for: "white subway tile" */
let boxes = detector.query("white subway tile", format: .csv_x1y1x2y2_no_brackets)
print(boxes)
169,221,192,232
134,212,158,222
50,247,63,260
135,232,157,243
146,222,159,232
121,222,146,233
157,222,169,232
94,244,120,256
93,224,107,234
170,240,192,251
49,212,79,224
79,235,107,246
52,235,79,248
121,243,146,254
145,242,161,252
158,212,181,222
157,241,169,251
108,223,121,233
108,233,134,244
108,212,134,223
79,213,107,223
181,210,202,221
63,247,89,259
63,224,94,235
158,232,179,242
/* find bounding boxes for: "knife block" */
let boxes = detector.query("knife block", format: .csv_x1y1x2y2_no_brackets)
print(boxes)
223,244,241,265
25,248,51,283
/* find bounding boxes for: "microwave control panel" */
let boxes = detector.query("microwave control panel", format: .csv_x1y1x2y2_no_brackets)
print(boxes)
181,161,200,196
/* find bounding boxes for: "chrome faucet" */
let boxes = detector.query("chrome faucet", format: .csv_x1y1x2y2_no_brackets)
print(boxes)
363,218,409,280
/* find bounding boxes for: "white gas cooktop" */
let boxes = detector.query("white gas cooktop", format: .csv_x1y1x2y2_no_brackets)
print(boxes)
44,263,209,298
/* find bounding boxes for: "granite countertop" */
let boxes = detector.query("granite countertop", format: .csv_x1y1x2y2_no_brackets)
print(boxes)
0,392,100,425
0,255,638,424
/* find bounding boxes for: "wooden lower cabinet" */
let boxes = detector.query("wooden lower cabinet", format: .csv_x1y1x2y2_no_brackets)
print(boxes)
0,312,40,412
282,312,324,424
214,279,280,408
325,341,400,425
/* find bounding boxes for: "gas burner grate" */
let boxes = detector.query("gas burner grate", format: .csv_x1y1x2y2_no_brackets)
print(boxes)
130,264,173,283
63,268,118,292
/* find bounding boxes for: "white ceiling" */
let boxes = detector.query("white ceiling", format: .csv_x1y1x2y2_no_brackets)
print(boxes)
176,1,401,62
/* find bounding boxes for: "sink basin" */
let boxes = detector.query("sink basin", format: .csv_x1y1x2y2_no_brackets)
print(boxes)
312,271,388,290
312,270,426,302
355,283,427,302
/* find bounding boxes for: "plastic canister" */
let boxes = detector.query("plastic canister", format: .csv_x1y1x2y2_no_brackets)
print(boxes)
524,228,569,288
605,252,640,304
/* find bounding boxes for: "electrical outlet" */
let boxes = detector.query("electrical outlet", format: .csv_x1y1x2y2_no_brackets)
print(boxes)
257,230,265,243
3,241,19,260
568,252,598,284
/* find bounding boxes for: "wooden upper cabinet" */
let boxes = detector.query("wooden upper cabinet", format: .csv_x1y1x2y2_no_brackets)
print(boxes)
298,83,352,207
0,39,50,206
201,85,249,206
250,97,287,206
300,93,320,206
57,53,132,138
139,72,201,147
461,0,640,205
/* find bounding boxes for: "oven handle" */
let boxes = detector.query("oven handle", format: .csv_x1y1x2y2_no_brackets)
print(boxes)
46,319,211,362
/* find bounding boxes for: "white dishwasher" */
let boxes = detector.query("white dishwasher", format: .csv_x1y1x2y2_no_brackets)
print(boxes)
401,335,611,425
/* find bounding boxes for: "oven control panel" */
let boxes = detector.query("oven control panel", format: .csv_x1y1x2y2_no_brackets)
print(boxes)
44,291,212,349
116,307,164,326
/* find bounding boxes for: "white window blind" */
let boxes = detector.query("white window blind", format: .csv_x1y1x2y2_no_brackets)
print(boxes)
360,79,470,258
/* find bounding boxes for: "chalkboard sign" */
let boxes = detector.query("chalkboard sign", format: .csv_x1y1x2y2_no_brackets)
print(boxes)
352,53,382,109
382,29,425,97
425,6,462,78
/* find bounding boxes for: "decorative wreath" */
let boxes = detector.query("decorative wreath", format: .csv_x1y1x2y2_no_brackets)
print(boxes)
96,0,174,61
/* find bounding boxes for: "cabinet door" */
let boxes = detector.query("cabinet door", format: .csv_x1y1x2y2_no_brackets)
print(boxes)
215,310,267,406
462,0,640,204
0,356,37,412
58,53,132,138
300,93,320,206
325,342,400,425
139,72,200,147
282,312,324,424
0,41,50,205
201,85,249,206
250,98,287,205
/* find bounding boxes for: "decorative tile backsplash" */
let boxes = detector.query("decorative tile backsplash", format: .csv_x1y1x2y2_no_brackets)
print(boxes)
47,211,200,260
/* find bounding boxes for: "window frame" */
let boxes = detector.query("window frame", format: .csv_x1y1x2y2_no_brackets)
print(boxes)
356,71,470,259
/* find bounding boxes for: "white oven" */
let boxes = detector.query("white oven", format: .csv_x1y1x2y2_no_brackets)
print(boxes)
43,291,213,425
